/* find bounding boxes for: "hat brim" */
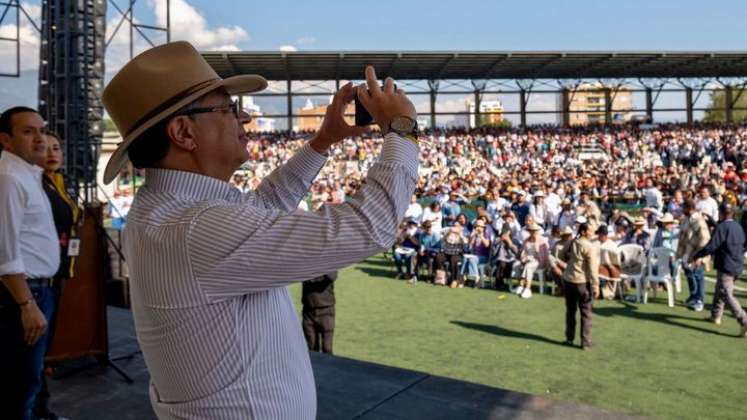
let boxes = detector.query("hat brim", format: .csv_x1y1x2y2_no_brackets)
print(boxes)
103,74,267,185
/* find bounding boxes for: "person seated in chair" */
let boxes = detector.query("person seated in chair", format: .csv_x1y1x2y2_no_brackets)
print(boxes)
394,219,420,282
515,223,549,299
492,225,521,291
434,224,467,288
461,219,491,287
595,225,622,300
416,220,441,282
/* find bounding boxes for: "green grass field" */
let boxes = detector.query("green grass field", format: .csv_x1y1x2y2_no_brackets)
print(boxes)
288,255,747,420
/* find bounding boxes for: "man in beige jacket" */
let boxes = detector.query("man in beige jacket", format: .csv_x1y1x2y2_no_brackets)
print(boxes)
560,222,600,349
676,199,711,311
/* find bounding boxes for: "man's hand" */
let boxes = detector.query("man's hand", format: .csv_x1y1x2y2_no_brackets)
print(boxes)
592,286,600,299
356,66,416,135
310,82,369,154
21,302,47,346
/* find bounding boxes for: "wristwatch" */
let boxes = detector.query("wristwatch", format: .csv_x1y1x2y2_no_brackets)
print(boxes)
388,116,418,142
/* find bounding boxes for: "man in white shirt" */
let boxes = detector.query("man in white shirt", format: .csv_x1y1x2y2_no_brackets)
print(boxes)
404,194,423,223
696,185,719,223
0,107,61,419
644,178,663,212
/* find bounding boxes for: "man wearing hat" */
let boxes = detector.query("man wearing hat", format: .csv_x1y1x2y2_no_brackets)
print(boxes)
623,217,651,253
676,199,711,311
103,42,419,418
595,225,622,300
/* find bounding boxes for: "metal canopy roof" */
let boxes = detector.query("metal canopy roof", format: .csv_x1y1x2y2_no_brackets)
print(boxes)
201,51,747,81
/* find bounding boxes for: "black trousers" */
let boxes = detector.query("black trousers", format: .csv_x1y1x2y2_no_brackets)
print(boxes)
434,253,462,284
302,308,335,354
564,281,593,346
0,284,33,420
494,260,514,290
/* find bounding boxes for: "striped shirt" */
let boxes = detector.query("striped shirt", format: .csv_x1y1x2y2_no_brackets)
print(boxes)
122,134,418,419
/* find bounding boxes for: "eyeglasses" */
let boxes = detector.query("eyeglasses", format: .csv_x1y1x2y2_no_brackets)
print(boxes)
177,100,242,119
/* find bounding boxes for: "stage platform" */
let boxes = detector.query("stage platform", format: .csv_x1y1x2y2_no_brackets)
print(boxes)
47,307,631,419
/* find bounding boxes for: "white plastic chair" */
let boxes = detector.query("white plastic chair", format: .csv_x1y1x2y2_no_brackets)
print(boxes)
618,244,646,303
643,247,676,307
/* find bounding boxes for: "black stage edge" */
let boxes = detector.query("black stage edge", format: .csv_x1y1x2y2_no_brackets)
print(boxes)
48,308,631,420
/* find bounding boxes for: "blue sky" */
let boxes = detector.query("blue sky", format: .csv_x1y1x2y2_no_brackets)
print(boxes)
1,0,745,123
180,0,746,51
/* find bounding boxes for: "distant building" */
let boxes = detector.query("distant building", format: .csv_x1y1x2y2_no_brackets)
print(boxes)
466,99,504,128
298,97,354,131
558,82,632,125
240,96,275,132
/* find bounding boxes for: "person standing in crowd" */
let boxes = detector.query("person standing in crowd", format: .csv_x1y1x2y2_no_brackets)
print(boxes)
556,198,576,231
696,185,719,223
34,131,80,420
644,177,664,212
692,203,747,337
511,190,531,226
676,199,711,312
301,272,337,354
560,223,600,349
0,107,61,420
102,42,419,419
422,201,443,234
529,191,550,229
443,191,461,227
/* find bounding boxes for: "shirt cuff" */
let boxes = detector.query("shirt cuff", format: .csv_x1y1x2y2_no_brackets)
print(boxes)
380,133,419,176
0,259,25,277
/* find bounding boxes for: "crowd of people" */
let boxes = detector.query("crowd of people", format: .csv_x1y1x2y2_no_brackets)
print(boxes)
224,122,747,347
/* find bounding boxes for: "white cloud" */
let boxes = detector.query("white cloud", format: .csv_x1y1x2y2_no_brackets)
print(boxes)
105,0,249,73
279,45,297,52
0,2,41,73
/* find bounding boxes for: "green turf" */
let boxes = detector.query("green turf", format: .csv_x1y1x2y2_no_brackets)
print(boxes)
288,254,747,420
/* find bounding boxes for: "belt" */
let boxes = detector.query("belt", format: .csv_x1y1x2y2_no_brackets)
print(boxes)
27,277,53,288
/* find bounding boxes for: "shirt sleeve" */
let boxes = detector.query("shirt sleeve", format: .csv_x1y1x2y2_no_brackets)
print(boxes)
188,134,419,299
0,174,27,276
240,143,327,212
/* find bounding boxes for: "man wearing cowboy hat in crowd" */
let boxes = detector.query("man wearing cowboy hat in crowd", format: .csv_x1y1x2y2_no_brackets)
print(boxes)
102,41,419,419
677,199,711,312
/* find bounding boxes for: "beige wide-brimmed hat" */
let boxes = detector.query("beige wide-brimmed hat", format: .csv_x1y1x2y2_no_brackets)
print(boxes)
659,213,677,224
101,41,267,184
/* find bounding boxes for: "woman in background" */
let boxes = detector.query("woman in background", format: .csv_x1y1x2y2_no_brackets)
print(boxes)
34,131,81,420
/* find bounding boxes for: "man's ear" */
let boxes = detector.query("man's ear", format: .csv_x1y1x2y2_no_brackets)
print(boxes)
165,116,198,152
0,132,11,150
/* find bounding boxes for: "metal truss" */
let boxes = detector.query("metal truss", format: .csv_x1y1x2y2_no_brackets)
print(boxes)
0,0,40,77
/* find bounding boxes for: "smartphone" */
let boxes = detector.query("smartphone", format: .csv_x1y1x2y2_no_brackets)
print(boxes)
354,84,395,126
354,93,374,126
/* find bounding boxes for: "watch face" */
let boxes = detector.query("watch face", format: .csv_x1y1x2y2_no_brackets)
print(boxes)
391,117,416,133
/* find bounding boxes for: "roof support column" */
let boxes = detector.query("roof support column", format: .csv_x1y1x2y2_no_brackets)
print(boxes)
725,85,734,123
604,87,612,125
428,80,439,129
561,88,570,127
471,80,486,128
519,89,527,129
287,79,293,132
645,87,653,123
685,87,693,125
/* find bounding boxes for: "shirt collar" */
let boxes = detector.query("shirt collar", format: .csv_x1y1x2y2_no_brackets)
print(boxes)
144,168,241,202
0,150,44,177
